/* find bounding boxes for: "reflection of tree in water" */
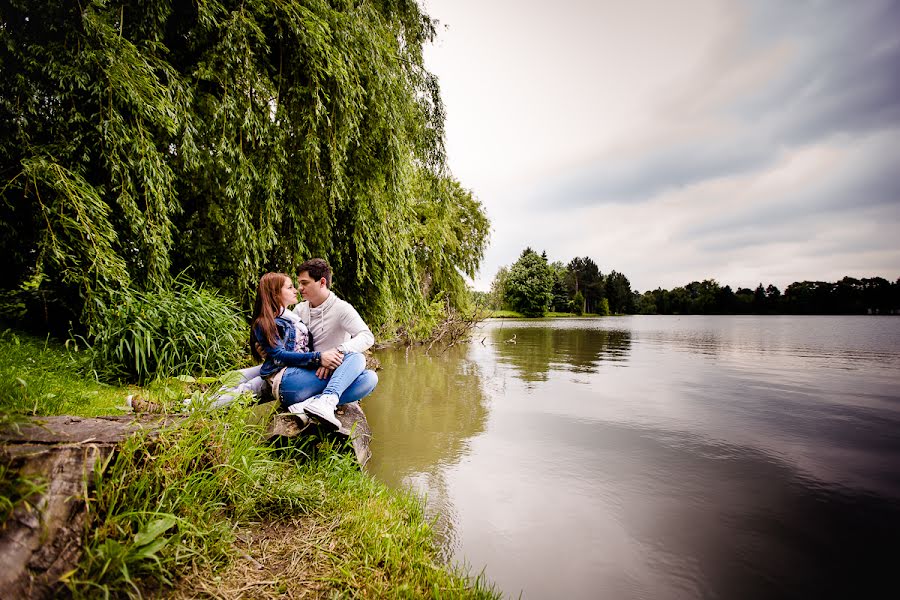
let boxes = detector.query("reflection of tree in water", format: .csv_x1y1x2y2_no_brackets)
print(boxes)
364,343,490,558
491,324,632,382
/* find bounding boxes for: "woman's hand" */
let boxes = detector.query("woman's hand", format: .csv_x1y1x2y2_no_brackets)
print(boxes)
316,367,333,380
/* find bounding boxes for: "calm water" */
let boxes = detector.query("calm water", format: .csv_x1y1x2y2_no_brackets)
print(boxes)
364,316,900,599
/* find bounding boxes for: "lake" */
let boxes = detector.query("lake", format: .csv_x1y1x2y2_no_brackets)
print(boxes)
364,316,900,599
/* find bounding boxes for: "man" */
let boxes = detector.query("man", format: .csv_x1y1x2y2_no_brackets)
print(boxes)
288,258,377,426
208,259,377,428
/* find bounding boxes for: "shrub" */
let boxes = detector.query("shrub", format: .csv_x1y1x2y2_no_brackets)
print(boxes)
88,279,246,383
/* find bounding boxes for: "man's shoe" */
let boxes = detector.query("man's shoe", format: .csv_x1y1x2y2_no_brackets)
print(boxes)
287,399,311,415
303,393,342,430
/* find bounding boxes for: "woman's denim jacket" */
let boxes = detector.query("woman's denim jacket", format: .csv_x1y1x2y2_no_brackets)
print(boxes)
254,313,320,378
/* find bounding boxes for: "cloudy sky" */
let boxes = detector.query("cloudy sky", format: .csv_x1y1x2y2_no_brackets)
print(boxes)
421,0,900,292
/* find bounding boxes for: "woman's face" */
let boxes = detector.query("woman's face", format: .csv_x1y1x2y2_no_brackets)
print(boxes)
279,277,298,307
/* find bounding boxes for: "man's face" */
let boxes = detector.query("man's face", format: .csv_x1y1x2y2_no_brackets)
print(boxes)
297,271,328,306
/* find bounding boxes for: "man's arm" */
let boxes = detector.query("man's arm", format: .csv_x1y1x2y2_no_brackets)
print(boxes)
337,301,374,354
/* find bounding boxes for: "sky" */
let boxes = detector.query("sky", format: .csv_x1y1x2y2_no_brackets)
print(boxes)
420,0,900,293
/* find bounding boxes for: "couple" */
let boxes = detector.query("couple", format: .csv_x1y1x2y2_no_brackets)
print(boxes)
220,258,378,429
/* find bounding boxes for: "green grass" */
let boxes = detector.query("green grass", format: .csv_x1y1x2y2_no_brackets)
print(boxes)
0,330,499,598
485,310,525,318
0,329,132,419
487,310,607,318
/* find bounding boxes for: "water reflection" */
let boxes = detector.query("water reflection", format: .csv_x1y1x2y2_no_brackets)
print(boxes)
365,316,900,600
490,321,632,382
364,343,490,556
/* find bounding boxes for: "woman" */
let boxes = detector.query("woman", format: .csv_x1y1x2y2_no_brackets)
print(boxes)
251,272,374,429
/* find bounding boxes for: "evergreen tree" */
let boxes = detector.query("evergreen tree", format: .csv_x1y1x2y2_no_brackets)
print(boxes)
504,248,553,317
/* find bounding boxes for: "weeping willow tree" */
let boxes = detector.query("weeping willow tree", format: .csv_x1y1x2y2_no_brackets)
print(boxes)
0,0,488,335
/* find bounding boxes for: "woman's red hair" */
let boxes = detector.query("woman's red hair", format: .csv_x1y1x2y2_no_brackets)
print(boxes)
251,272,290,360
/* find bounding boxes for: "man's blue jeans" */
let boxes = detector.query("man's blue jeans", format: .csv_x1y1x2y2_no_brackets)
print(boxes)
279,352,378,408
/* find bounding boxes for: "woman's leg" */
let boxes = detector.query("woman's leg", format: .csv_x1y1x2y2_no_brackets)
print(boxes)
337,370,378,405
202,365,266,410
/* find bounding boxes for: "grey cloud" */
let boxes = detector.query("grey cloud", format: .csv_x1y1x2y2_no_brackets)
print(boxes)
538,0,900,209
541,135,776,207
685,138,900,257
736,0,900,144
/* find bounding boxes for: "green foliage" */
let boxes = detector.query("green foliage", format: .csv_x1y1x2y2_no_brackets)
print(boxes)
410,172,490,309
572,291,585,315
566,256,604,314
604,270,633,314
67,400,497,598
597,297,611,316
1,0,488,338
504,248,553,318
87,279,246,383
488,266,510,311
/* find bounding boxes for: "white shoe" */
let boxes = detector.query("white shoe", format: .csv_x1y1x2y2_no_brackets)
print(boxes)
303,393,341,430
287,398,312,415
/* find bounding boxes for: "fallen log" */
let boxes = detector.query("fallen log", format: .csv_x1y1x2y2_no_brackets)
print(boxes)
0,415,177,599
261,401,372,467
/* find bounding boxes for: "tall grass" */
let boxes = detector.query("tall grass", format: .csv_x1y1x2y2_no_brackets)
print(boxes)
68,400,498,598
88,278,247,383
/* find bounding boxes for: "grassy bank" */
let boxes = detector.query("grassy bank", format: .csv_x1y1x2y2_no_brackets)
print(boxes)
486,310,605,318
0,330,498,598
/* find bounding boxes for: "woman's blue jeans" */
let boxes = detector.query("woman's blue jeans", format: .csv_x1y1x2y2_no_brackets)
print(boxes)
279,352,378,409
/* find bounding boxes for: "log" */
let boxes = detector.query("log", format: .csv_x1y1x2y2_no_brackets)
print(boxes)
263,401,372,467
0,415,176,599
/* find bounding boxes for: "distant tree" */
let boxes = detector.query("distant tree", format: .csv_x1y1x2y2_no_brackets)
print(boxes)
605,270,633,314
488,266,510,310
637,291,657,314
572,291,585,315
597,298,611,316
504,248,553,317
549,261,571,312
566,256,603,313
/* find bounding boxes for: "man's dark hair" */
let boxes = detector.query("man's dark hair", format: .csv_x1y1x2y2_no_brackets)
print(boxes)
298,258,332,287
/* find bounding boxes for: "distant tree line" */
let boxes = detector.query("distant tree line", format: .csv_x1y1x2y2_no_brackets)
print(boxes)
480,250,899,318
484,248,634,317
635,277,900,315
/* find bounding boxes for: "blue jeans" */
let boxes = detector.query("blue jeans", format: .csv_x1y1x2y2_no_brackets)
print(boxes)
279,352,378,408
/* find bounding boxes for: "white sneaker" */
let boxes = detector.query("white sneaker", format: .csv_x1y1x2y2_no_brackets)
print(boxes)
287,398,312,415
303,393,341,430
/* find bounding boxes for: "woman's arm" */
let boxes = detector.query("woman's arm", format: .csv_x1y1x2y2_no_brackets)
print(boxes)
267,344,321,368
254,326,321,369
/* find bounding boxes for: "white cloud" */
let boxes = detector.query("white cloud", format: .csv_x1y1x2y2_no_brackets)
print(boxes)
423,0,900,291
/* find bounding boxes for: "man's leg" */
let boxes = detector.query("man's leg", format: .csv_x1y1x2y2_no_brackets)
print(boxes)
278,368,327,409
304,353,366,428
337,370,378,405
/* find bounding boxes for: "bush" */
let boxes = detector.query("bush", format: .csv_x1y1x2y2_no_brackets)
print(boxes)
572,291,585,315
88,280,246,383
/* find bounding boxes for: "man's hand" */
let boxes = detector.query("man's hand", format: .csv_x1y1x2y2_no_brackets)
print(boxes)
316,367,333,380
320,349,344,369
